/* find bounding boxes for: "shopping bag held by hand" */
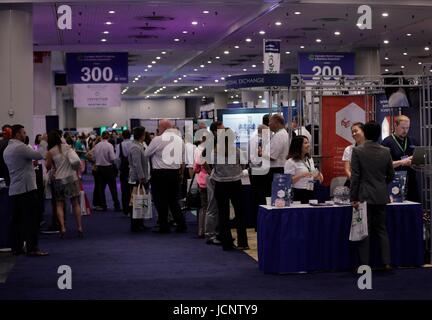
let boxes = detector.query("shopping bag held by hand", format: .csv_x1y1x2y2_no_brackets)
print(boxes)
349,201,368,241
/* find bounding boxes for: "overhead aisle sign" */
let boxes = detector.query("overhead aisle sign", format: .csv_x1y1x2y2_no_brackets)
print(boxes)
66,52,128,84
263,39,281,74
298,52,355,80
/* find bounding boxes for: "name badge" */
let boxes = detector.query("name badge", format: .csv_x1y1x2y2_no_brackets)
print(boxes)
306,179,314,191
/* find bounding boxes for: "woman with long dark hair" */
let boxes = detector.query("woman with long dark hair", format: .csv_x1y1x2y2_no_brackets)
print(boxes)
45,131,83,238
284,135,323,204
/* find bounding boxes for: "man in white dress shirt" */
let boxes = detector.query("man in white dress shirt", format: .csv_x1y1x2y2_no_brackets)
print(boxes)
144,119,187,233
3,125,48,256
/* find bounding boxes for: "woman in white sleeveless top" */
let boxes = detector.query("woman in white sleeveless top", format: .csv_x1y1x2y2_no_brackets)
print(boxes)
45,131,83,238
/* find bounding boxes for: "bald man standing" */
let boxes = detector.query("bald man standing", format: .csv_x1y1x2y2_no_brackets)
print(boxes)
144,119,187,233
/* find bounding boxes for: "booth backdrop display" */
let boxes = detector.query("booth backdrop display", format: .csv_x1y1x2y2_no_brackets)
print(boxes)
321,96,372,186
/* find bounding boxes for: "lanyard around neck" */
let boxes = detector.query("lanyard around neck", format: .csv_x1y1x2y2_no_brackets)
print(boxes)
392,134,407,153
303,158,312,172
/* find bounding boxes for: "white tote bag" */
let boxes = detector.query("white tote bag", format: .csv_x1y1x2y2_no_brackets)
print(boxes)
132,184,152,220
349,201,369,241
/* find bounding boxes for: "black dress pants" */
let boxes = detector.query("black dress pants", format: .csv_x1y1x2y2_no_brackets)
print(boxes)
120,170,131,215
151,169,186,231
249,169,266,230
11,190,40,253
214,180,248,250
97,165,120,210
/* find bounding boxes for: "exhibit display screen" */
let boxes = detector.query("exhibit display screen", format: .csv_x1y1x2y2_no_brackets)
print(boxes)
222,112,269,143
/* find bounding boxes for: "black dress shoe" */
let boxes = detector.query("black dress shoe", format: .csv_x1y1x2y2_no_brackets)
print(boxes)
175,225,188,233
383,264,393,272
152,227,171,234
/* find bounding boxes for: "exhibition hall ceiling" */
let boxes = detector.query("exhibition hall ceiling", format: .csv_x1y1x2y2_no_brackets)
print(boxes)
27,0,432,98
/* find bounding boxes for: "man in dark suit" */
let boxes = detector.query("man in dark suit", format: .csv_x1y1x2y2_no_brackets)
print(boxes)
350,121,395,271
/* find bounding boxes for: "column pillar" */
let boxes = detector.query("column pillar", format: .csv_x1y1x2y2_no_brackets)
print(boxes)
0,5,33,138
354,48,381,76
214,92,228,109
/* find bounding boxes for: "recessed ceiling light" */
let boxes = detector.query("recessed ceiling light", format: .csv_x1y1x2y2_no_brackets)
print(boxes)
382,12,389,17
156,57,161,60
147,65,152,68
334,31,341,36
132,80,136,83
243,68,247,72
191,21,198,25
193,68,198,72
151,61,156,64
195,87,198,90
174,80,178,83
252,64,256,68
134,77,139,81
275,21,282,26
285,51,291,54
224,50,230,55
406,33,412,37
174,38,180,42
178,77,182,80
425,46,430,51
207,61,212,64
215,56,220,59
401,65,405,69
101,38,107,42
215,79,219,83
224,89,228,92
259,30,266,35
234,45,240,49
294,11,301,15
245,38,252,42
199,86,203,89
182,30,188,34
300,45,305,49
203,10,209,14
385,69,389,72
418,62,423,65
383,40,389,44
108,10,115,14
200,64,205,68
183,75,187,78
103,31,109,34
144,69,148,72
403,52,408,56
316,39,322,43
384,57,389,60
161,51,167,55
228,74,232,77
105,21,112,25
221,77,225,80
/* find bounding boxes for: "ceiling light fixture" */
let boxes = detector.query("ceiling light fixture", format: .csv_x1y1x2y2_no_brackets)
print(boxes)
418,62,423,65
334,31,341,36
234,45,240,49
200,64,205,68
275,21,282,26
259,30,266,35
385,69,389,72
215,79,219,83
194,68,198,71
316,39,322,43
252,64,256,68
199,86,203,89
403,52,408,56
183,75,187,78
401,65,405,69
300,45,305,49
147,65,152,68
173,80,178,83
383,40,389,44
144,69,148,72
294,11,301,15
215,56,220,59
105,21,112,25
174,38,180,42
382,12,389,17
406,33,412,37
151,61,156,64
425,46,430,51
161,51,167,55
224,50,230,55
191,21,198,25
221,77,225,80
384,57,389,60
243,68,247,72
203,10,209,14
103,31,109,34
156,56,161,60
101,38,107,42
285,51,291,54
245,38,252,42
108,10,115,14
207,61,212,64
